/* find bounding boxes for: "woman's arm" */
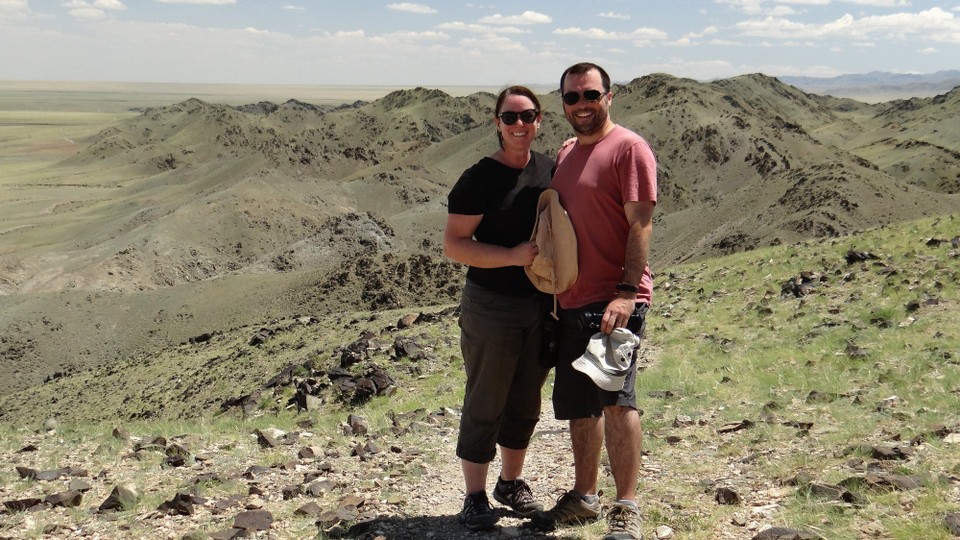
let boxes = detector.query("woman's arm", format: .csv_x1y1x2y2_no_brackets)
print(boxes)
443,213,539,269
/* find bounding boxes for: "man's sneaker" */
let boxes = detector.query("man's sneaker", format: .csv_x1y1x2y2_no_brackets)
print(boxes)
458,491,499,531
493,477,543,517
529,490,601,531
603,502,643,540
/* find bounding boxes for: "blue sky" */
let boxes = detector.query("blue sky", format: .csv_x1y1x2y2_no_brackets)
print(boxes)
1,1,958,86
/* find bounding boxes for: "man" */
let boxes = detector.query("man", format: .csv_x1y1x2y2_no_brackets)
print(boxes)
532,62,656,540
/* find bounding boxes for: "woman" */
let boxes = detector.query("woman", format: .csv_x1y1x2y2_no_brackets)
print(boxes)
444,86,554,531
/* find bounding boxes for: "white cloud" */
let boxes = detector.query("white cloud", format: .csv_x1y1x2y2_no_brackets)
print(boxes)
772,0,829,5
684,25,720,39
769,6,797,16
842,0,910,6
383,30,449,41
324,29,365,39
710,38,744,45
599,12,630,20
435,21,527,34
553,27,668,43
282,5,304,11
386,3,437,15
735,8,960,43
62,0,125,20
156,0,235,4
95,0,125,9
716,0,766,16
478,11,551,25
722,0,911,15
0,0,31,21
459,34,526,53
919,46,938,53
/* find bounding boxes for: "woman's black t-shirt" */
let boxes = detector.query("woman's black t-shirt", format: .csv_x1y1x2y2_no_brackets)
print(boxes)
447,151,555,297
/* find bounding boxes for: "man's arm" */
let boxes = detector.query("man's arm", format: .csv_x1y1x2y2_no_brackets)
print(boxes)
600,200,654,334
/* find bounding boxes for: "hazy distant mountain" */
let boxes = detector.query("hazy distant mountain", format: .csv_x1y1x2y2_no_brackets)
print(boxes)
779,70,960,102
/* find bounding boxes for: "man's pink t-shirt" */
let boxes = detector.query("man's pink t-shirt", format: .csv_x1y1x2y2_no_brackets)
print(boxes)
551,125,658,309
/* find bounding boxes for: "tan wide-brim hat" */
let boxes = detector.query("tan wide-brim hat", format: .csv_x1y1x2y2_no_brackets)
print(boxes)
525,188,578,294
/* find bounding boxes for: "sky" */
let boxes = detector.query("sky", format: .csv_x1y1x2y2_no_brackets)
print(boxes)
1,0,958,87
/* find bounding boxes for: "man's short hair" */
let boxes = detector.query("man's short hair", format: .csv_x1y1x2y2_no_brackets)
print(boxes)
560,62,611,93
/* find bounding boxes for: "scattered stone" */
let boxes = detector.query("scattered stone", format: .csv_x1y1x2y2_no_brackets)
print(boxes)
717,419,754,433
806,483,867,507
306,480,334,496
945,512,960,536
3,498,43,512
781,272,821,297
213,494,246,511
282,485,303,500
876,395,901,412
844,473,924,492
233,509,273,531
295,501,323,517
249,328,274,346
188,332,214,344
299,446,323,459
99,484,140,512
15,466,37,479
655,525,675,539
347,413,369,435
844,340,869,359
297,393,324,412
45,490,82,508
805,390,842,404
16,444,38,453
255,429,279,448
715,487,740,505
845,249,879,264
192,472,228,485
43,418,59,431
68,479,92,492
752,526,824,540
208,529,243,540
852,443,913,460
158,492,200,515
397,313,419,328
393,338,426,361
28,467,62,481
112,427,130,440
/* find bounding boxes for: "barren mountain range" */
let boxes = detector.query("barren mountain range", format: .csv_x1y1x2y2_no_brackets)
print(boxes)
1,73,958,395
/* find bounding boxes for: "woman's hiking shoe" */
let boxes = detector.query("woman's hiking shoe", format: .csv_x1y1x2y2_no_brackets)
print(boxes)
458,491,498,530
493,477,542,517
603,502,644,540
529,490,601,530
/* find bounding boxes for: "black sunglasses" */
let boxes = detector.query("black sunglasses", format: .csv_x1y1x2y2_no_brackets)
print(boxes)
562,89,605,106
498,109,539,125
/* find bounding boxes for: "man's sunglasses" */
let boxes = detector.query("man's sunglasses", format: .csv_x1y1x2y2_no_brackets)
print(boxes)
498,109,539,125
562,89,606,106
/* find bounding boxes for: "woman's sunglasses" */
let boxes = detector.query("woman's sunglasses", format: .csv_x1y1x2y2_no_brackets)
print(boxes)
498,109,539,125
562,89,606,106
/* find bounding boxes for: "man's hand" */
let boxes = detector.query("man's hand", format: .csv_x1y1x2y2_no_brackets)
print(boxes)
601,295,636,334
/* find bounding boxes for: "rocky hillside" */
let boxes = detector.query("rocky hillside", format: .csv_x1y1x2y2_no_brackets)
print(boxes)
0,74,958,395
1,214,957,540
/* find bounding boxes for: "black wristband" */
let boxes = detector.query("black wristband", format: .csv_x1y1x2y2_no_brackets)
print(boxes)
615,283,639,293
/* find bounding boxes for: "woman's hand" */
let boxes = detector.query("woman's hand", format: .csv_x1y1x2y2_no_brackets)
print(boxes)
512,240,540,266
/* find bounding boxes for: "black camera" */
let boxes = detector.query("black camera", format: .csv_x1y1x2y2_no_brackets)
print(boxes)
577,310,644,332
